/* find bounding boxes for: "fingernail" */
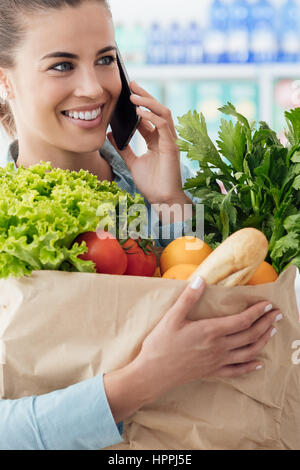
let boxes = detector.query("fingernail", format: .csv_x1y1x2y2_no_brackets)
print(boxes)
264,304,273,313
275,313,283,322
190,276,203,290
256,364,263,370
270,328,277,337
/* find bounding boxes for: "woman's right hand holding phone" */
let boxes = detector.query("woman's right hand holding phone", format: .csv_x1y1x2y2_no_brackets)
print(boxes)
103,276,282,424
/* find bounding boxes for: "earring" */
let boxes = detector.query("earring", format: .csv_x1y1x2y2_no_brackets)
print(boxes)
0,85,8,104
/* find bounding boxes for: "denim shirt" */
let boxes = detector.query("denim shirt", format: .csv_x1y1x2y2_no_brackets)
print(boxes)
0,139,198,450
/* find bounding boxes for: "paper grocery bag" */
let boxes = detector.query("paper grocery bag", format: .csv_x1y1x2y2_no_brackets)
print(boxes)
0,265,299,450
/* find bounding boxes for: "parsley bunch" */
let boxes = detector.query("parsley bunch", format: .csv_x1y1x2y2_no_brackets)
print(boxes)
176,103,300,274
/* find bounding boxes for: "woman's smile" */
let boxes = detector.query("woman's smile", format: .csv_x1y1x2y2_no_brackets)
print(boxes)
60,101,106,128
61,106,104,129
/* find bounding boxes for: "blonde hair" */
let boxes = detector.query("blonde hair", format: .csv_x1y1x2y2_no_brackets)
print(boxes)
0,0,112,138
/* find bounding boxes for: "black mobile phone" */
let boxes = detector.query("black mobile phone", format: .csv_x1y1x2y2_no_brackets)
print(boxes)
109,48,141,151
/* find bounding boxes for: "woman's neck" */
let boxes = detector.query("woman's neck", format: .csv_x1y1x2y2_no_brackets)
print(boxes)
14,138,114,182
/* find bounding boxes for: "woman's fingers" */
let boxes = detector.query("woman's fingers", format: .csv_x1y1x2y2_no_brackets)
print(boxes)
130,80,155,100
164,276,206,326
216,361,264,378
131,94,176,137
135,107,170,132
130,81,178,140
136,116,156,142
211,301,276,337
131,94,170,119
226,324,276,365
106,131,138,170
223,308,282,351
136,108,178,150
136,104,177,141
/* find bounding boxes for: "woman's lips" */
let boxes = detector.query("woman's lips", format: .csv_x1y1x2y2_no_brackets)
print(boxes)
61,111,103,129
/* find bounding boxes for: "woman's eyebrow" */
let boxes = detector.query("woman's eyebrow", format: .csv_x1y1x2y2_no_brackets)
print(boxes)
40,45,117,61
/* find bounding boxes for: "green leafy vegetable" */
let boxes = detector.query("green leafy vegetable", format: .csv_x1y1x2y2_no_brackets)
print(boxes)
177,103,300,273
0,162,148,278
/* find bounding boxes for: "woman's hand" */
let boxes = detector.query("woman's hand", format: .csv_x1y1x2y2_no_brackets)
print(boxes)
107,81,189,208
103,276,282,423
135,277,281,400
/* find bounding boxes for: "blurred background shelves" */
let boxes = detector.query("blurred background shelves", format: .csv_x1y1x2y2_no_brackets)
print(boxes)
0,0,299,172
127,64,300,81
127,63,300,127
109,0,300,170
126,61,300,169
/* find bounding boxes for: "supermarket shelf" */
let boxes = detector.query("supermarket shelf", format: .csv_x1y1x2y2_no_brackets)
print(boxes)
127,64,300,81
128,63,300,124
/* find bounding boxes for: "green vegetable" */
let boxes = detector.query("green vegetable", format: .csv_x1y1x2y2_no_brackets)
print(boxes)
176,104,300,274
0,162,148,278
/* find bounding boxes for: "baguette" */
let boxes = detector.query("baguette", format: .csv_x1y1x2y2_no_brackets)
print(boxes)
187,228,269,287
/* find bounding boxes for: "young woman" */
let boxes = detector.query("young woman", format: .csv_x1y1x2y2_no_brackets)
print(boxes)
0,0,281,450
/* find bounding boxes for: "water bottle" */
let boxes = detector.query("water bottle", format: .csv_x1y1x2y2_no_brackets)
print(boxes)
166,22,186,65
227,0,250,63
248,0,278,63
203,0,229,63
278,0,300,62
146,22,167,65
185,21,203,64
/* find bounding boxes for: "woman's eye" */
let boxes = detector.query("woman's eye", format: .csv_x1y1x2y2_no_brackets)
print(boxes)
51,62,73,72
98,55,117,66
50,56,116,72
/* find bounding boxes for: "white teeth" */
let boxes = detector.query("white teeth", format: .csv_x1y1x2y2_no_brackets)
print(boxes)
64,107,101,120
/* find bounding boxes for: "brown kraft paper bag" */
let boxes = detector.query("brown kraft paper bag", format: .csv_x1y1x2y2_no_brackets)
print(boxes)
0,265,299,450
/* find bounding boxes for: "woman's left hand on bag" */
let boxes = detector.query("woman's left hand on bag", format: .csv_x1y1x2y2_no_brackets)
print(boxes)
107,81,191,209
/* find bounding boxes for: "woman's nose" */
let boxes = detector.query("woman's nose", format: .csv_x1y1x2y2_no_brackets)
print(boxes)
74,69,104,99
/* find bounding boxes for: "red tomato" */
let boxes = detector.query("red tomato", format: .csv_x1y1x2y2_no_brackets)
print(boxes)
121,238,157,277
74,230,127,275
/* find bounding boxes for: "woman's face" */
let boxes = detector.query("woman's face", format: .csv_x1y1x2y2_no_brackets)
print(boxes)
6,1,122,153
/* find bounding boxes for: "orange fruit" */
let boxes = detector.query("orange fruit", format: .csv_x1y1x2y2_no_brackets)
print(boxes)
153,266,161,277
247,261,279,285
160,236,213,275
162,264,199,280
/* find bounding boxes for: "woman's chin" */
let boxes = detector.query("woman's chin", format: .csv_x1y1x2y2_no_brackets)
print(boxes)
68,133,107,153
59,115,108,150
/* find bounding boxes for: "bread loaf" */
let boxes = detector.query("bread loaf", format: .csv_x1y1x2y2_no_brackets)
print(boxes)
187,228,269,287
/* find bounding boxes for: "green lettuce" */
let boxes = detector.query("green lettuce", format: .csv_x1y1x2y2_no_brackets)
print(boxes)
0,161,147,278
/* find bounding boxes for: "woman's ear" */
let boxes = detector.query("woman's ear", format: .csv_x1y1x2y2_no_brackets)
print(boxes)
0,68,14,101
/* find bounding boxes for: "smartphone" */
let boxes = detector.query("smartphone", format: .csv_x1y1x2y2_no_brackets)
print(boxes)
109,48,141,151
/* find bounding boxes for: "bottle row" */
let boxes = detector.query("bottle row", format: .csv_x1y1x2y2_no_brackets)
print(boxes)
129,79,260,170
128,77,298,170
115,0,300,65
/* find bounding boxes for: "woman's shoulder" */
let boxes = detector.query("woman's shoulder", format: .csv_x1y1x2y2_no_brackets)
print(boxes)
100,139,140,196
1,139,18,169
